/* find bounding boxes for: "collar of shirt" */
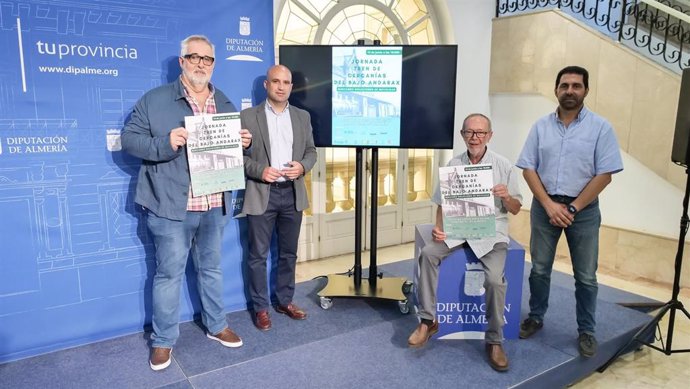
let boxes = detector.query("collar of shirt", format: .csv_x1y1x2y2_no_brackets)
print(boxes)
180,76,217,115
463,146,488,164
553,105,589,129
265,100,290,115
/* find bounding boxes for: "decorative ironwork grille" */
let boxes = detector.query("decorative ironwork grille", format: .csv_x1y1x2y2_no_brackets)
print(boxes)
495,0,690,70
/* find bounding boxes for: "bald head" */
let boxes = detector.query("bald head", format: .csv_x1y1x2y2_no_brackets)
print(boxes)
267,64,291,79
462,113,492,132
264,65,293,111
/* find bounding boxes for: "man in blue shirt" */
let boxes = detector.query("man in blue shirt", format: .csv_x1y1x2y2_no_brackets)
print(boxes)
516,66,623,358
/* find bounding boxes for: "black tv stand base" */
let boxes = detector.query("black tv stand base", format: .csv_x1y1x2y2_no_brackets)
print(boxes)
317,274,412,313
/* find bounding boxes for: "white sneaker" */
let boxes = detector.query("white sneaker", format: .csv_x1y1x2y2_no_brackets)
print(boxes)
149,347,172,371
207,328,243,348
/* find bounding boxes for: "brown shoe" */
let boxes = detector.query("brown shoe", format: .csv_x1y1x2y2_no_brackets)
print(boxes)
207,327,243,348
255,310,272,331
149,347,172,371
486,343,509,372
276,303,307,320
407,321,438,348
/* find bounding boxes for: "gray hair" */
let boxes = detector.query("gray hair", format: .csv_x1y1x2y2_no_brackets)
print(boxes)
462,113,492,132
180,35,215,57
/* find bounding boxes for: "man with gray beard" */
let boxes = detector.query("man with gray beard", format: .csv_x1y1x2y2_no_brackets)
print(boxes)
122,35,252,371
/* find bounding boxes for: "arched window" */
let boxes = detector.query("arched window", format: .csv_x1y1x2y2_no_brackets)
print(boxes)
275,0,446,257
276,0,437,47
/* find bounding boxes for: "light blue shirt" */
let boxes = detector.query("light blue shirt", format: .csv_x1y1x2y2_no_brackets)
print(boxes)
432,149,522,258
265,101,294,182
516,106,623,197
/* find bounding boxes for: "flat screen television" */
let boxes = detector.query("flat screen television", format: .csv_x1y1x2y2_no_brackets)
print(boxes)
279,45,458,149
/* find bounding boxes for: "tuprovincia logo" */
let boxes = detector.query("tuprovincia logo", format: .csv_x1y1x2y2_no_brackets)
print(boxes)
35,41,138,60
225,17,264,62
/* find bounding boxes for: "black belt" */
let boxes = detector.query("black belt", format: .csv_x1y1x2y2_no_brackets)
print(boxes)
549,194,577,204
270,180,294,189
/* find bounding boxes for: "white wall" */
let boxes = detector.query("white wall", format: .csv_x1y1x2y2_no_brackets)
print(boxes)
444,0,495,155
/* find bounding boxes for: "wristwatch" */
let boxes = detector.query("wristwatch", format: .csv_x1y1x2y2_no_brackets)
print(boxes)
567,204,578,214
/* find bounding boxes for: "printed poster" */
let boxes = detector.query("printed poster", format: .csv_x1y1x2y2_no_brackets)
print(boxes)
185,113,245,196
439,164,495,244
331,46,402,146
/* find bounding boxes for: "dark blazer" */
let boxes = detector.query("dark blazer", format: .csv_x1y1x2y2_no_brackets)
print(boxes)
240,102,317,215
121,79,237,221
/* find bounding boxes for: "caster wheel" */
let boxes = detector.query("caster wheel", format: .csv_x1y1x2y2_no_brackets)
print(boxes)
402,280,413,294
398,299,410,314
320,296,333,310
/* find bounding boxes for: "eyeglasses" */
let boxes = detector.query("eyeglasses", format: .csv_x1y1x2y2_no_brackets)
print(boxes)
460,130,489,139
183,53,215,66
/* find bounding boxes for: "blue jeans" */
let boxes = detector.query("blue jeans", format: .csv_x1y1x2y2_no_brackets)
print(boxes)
146,207,229,348
527,197,601,335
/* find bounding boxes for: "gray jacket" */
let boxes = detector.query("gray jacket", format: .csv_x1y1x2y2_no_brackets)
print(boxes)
121,79,237,221
241,102,317,215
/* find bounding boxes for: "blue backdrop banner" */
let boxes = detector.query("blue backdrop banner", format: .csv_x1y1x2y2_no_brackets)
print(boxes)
0,0,273,363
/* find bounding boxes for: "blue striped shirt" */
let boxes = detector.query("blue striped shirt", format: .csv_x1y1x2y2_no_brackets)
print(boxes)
516,107,623,197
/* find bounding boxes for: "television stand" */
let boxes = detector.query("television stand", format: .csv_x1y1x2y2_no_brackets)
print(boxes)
317,147,413,313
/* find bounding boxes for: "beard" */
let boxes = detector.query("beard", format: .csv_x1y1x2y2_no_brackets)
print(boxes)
182,68,210,87
558,94,583,110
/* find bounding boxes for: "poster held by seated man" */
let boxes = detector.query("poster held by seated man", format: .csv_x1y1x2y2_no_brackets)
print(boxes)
439,163,497,244
410,114,522,372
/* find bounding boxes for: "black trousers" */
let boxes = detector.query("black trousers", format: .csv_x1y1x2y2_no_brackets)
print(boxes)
246,182,303,311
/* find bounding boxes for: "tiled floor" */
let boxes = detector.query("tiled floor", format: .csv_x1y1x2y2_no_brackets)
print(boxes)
296,243,690,388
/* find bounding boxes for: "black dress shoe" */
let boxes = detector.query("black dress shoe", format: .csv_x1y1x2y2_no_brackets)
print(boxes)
255,310,271,331
578,333,598,358
519,317,543,339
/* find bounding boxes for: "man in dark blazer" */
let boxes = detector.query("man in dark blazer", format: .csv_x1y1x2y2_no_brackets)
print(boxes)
241,64,317,330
